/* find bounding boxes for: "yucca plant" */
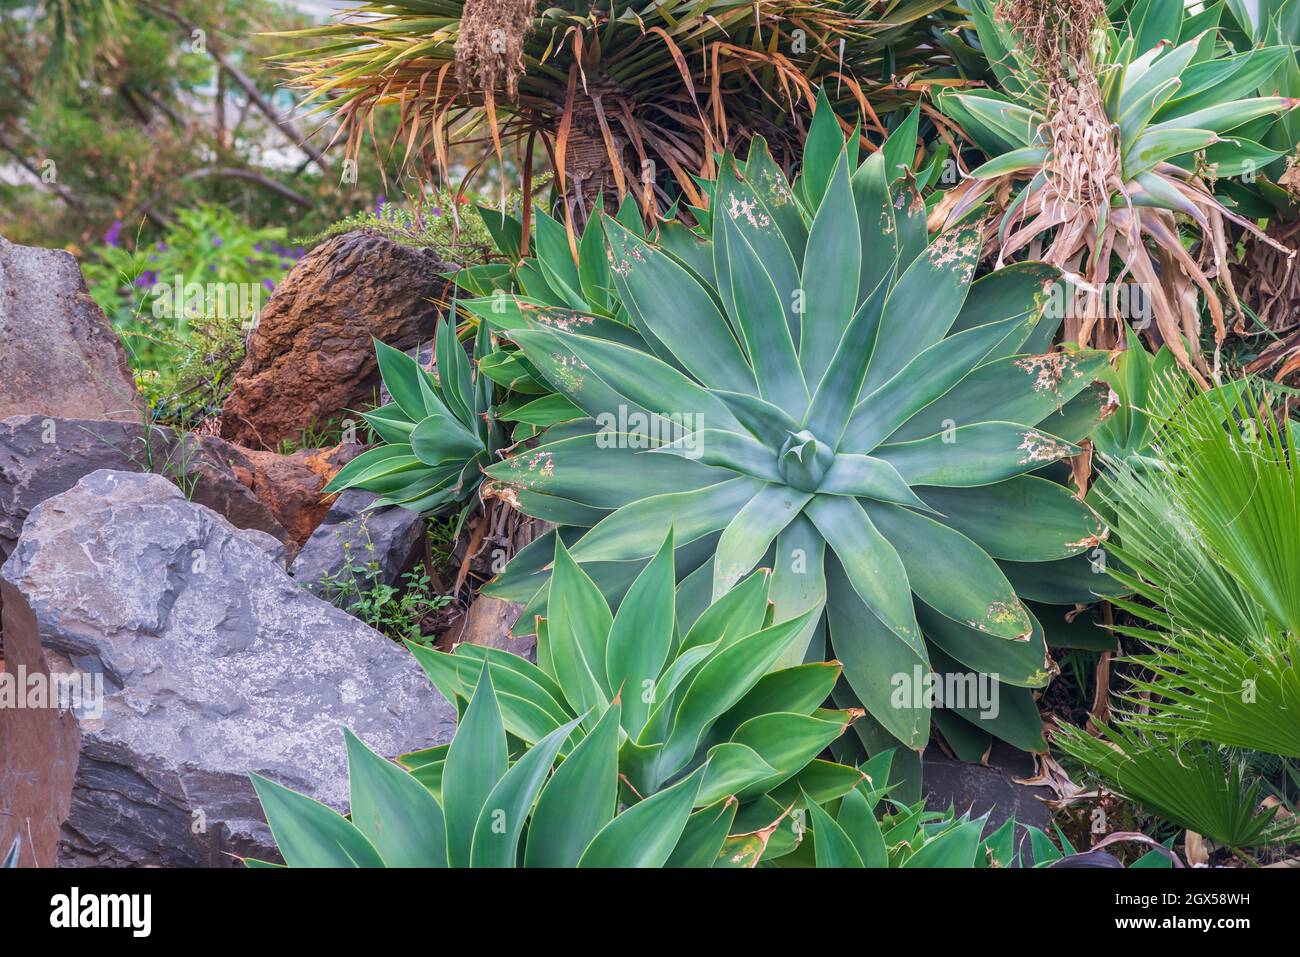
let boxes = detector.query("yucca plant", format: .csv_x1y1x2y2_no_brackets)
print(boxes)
935,0,1298,383
1213,0,1300,341
460,92,1117,769
323,316,504,524
275,0,952,231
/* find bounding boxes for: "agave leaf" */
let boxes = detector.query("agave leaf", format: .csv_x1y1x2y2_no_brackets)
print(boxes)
918,476,1104,562
442,662,508,868
470,715,584,868
826,557,930,749
576,766,704,868
919,605,1055,689
807,792,865,867
864,226,982,393
879,423,1078,486
569,479,763,563
548,539,614,719
250,772,383,868
601,218,756,396
605,530,676,735
800,151,862,386
806,494,921,652
719,198,808,414
665,800,739,868
345,728,448,868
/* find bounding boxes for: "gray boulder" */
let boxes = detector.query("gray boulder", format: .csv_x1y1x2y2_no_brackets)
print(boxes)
289,489,425,599
0,470,455,867
0,234,142,422
0,415,287,561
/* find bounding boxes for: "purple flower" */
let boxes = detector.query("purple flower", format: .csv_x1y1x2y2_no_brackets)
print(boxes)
253,242,263,252
431,207,442,217
135,270,158,288
103,220,124,247
156,241,167,251
262,279,275,291
374,194,387,214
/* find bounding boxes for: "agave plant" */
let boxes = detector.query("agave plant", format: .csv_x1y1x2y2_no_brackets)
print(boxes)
323,316,504,524
251,670,724,867
252,537,874,868
275,0,952,230
935,0,1298,382
462,92,1115,771
414,532,867,838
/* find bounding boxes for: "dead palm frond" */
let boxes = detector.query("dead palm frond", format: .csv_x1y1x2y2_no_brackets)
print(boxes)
934,0,1298,384
274,0,955,232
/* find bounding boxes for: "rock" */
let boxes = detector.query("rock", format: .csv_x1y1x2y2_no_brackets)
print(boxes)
922,741,1054,864
290,489,425,598
0,416,284,560
0,235,142,423
0,416,364,562
204,438,364,549
447,593,535,662
0,639,80,867
219,230,455,450
0,470,456,867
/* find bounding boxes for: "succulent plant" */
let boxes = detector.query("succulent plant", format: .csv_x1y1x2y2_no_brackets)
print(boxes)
322,316,504,522
251,534,871,867
934,0,1298,381
467,92,1111,765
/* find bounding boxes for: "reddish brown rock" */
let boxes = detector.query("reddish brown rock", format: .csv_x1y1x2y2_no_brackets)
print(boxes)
0,580,81,867
0,234,142,422
219,230,455,450
212,440,364,548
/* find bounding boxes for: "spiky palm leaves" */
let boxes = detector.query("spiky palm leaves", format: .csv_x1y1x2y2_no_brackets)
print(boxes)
1057,375,1300,850
275,0,948,231
935,0,1298,384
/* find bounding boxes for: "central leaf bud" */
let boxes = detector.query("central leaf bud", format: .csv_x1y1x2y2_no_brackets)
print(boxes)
778,429,834,492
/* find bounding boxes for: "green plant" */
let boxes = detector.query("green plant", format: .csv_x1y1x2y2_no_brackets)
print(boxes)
323,317,505,528
275,1,952,230
253,538,871,867
81,203,298,425
417,531,861,817
1054,725,1300,850
1057,378,1300,852
315,535,451,643
464,92,1113,773
935,0,1298,379
296,192,496,265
